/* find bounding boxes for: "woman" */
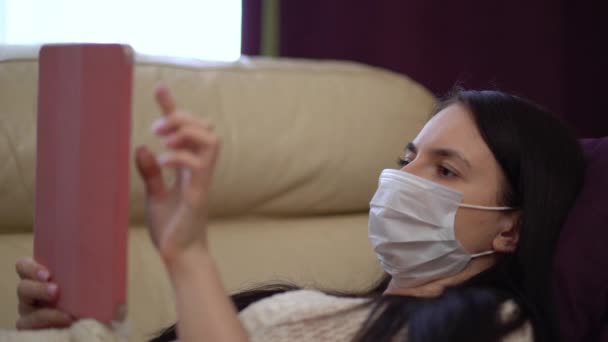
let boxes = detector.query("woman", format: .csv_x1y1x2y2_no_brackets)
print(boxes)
15,87,584,341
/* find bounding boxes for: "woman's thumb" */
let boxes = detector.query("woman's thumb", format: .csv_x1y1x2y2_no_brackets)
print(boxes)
135,145,167,198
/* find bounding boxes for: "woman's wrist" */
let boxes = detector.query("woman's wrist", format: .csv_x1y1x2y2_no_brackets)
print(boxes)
163,238,248,342
163,241,212,278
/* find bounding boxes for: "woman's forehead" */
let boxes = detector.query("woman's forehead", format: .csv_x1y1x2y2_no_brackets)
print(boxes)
412,104,494,165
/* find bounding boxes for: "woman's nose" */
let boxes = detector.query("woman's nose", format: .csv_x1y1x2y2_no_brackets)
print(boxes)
399,157,427,180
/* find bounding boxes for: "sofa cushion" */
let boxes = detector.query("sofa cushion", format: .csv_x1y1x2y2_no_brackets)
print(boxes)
0,214,381,338
554,137,608,341
0,45,435,233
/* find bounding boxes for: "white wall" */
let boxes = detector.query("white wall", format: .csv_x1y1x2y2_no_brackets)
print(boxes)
0,0,242,61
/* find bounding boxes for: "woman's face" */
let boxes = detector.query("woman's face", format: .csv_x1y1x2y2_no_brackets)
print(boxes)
400,103,518,254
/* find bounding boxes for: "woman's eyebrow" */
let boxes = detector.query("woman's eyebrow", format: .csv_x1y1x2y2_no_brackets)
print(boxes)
433,148,472,169
405,142,471,169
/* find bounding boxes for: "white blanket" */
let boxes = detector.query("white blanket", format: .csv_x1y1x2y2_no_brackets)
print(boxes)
0,320,129,342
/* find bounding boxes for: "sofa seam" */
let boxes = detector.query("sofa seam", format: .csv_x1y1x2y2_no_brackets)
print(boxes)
0,56,417,85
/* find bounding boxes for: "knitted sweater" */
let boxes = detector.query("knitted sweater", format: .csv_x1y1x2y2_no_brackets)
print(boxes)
240,290,372,341
0,289,532,341
239,289,532,341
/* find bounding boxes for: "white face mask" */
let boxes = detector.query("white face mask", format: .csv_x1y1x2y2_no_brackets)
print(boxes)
368,169,514,288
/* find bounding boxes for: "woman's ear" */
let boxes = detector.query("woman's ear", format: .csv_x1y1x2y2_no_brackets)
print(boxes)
492,211,521,253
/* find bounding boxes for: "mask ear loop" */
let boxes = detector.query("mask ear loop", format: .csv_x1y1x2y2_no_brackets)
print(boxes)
471,250,495,258
459,203,516,211
459,204,515,258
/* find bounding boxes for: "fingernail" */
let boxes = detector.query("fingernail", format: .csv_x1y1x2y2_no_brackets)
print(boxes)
47,284,58,296
151,118,166,133
37,270,50,281
157,154,169,164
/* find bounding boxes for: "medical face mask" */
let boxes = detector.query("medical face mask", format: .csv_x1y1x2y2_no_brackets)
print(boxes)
368,169,514,288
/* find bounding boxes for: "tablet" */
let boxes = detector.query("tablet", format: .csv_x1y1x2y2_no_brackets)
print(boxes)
34,43,133,322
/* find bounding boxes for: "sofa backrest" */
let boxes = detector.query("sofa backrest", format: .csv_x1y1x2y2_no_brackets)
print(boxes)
0,45,436,233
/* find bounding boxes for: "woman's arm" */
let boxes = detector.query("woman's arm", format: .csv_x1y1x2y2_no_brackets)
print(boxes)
166,246,247,342
135,84,247,342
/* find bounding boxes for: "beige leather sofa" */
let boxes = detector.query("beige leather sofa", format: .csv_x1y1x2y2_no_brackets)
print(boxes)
0,45,435,340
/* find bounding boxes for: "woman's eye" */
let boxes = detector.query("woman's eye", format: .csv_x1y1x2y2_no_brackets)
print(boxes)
397,158,411,167
438,165,457,178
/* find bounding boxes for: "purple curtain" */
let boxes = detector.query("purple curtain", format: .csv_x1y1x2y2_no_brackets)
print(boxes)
241,0,262,55
241,0,606,138
560,0,606,138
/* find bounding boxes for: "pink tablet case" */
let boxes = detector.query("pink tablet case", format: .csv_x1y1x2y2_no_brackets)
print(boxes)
34,44,133,322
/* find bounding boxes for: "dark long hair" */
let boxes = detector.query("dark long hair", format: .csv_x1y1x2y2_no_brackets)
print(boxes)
150,90,585,342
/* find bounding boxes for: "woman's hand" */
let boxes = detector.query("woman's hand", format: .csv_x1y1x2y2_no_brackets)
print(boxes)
135,84,221,265
137,85,247,341
14,257,74,330
136,85,247,342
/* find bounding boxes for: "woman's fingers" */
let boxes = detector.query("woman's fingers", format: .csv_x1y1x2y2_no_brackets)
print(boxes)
163,126,219,152
158,151,205,171
15,258,50,282
16,308,73,330
152,114,213,137
150,83,220,194
155,84,177,116
13,257,67,330
17,279,58,308
135,145,168,199
158,148,217,194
